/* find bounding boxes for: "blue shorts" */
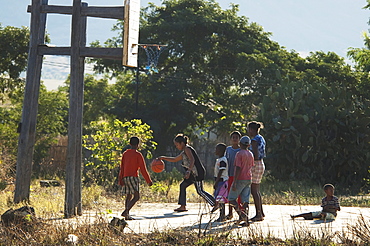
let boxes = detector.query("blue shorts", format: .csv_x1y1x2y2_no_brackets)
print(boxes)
228,179,251,204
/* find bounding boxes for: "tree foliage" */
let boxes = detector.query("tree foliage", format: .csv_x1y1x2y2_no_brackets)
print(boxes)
82,119,157,187
82,0,370,190
260,78,370,191
92,0,303,151
0,24,29,101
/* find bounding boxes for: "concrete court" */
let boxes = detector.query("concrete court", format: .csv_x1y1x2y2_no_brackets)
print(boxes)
62,203,370,240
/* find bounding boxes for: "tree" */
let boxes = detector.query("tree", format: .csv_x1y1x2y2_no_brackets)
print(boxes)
59,74,113,130
260,78,370,192
82,119,156,187
91,0,300,151
0,24,30,101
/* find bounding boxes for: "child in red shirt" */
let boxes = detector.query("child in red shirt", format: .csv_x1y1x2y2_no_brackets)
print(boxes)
118,137,152,220
228,136,254,225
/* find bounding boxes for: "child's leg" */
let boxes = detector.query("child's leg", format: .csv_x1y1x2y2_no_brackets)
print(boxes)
125,194,132,211
291,212,315,220
121,194,132,217
176,179,193,211
216,203,226,222
121,192,140,219
194,180,216,207
251,183,264,221
226,177,234,219
239,202,249,225
239,183,251,223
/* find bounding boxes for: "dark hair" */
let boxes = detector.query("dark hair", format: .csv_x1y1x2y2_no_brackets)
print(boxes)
129,136,140,146
174,134,188,144
247,121,264,131
323,184,335,190
216,143,227,155
230,131,241,138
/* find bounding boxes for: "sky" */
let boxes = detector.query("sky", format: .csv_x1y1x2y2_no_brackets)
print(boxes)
1,0,369,90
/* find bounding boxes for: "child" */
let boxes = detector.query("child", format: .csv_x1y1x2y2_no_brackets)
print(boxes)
159,134,216,212
290,184,341,220
118,137,153,220
247,121,266,222
211,143,229,222
228,136,254,226
225,131,242,220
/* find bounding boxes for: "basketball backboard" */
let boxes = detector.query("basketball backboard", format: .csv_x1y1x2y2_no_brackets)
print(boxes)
123,0,140,67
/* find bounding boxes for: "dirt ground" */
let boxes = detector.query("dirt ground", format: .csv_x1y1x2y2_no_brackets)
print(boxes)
55,202,370,240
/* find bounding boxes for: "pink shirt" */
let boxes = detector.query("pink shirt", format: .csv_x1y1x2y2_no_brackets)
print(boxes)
233,149,254,180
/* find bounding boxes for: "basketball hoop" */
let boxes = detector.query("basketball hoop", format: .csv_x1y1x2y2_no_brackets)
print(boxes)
140,44,167,74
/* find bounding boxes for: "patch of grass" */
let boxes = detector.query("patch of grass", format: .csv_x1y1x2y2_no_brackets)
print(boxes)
1,216,370,245
1,179,370,245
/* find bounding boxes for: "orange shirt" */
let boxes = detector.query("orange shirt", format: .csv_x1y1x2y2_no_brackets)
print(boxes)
118,149,152,185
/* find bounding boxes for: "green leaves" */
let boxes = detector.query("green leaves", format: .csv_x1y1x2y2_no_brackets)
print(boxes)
260,78,370,190
82,119,157,186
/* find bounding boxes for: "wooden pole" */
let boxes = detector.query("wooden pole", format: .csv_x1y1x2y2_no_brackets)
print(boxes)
75,1,87,216
65,0,85,218
14,0,48,203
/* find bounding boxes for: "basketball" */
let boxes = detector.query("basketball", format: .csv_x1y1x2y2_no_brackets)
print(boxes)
151,159,165,173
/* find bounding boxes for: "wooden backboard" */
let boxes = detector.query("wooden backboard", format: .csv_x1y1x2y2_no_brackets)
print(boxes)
123,0,140,67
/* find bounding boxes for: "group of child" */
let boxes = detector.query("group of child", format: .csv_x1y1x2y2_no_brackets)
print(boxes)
118,122,340,224
211,124,266,225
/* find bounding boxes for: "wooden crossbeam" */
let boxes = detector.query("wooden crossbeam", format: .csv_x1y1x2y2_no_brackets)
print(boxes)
27,5,124,19
38,45,123,60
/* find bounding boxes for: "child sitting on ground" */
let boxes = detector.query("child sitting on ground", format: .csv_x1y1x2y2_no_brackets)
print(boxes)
211,143,229,222
290,184,340,220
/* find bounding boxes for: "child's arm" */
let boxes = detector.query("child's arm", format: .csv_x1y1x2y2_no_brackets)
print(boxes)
118,154,125,186
232,166,241,190
214,160,227,189
322,197,341,212
138,153,153,186
158,154,183,163
250,140,259,160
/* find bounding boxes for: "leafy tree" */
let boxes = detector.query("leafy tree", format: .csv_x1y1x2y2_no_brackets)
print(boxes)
0,24,29,101
82,119,157,187
260,79,370,192
85,0,370,188
91,0,301,151
59,74,114,131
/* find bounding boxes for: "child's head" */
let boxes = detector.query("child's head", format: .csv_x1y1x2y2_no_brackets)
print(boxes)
323,184,335,196
247,121,264,135
173,134,188,150
215,143,226,157
129,137,140,148
239,136,251,149
230,131,241,146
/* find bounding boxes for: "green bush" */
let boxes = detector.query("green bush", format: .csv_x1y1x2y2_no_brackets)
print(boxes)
260,79,370,192
82,119,157,187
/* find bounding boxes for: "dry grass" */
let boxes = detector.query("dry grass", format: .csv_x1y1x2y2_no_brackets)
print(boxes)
1,180,370,245
1,215,370,245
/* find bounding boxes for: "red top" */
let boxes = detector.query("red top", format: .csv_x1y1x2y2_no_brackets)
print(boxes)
118,149,152,186
234,149,254,180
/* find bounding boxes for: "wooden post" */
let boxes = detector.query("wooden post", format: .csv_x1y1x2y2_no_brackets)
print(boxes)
65,0,85,218
75,1,87,216
17,0,125,216
14,0,48,203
